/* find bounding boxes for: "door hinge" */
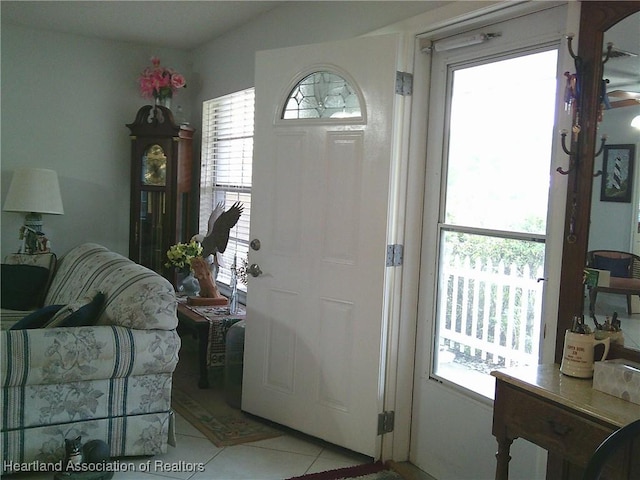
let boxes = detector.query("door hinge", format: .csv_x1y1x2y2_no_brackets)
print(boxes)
386,244,404,267
395,71,413,96
378,411,395,435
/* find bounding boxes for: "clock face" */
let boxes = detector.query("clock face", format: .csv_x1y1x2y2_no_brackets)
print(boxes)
142,144,167,186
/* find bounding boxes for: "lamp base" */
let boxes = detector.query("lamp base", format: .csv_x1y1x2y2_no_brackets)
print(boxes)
24,212,43,233
19,212,50,254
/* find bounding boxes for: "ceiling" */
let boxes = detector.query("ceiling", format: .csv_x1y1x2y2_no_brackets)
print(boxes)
4,1,637,100
0,1,453,51
603,10,640,107
1,1,285,50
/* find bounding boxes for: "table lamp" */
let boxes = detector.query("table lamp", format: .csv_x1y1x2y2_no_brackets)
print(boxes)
3,167,64,253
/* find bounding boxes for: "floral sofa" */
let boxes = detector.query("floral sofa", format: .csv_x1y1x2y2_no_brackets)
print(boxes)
0,243,180,474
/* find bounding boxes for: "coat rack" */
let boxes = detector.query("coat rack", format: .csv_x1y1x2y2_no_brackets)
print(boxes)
557,35,611,173
557,34,610,242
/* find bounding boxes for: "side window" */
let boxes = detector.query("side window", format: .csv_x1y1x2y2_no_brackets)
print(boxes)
200,88,254,291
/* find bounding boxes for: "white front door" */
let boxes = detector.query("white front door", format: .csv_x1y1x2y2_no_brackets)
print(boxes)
243,34,400,457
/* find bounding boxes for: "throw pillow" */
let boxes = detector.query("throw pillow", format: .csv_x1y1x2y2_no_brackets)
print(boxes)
3,252,57,307
592,255,632,278
44,292,106,328
1,264,50,310
10,304,65,330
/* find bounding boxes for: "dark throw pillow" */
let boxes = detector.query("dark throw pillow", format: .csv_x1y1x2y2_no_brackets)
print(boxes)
592,255,632,278
1,264,50,310
45,292,106,328
10,304,65,330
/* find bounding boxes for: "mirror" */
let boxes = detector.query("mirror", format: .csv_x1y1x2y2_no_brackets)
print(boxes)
588,11,640,351
556,1,640,363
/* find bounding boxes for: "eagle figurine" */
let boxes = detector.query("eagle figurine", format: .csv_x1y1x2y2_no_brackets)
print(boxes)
198,201,244,260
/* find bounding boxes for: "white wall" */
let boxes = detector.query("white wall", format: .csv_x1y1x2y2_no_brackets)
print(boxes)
1,24,192,257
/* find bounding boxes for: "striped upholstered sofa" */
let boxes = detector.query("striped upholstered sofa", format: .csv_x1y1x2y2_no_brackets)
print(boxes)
1,243,180,474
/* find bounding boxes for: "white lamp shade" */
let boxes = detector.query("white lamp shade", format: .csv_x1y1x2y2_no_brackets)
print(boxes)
3,168,64,215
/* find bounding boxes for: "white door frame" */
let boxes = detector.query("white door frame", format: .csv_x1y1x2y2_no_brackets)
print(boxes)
381,0,578,464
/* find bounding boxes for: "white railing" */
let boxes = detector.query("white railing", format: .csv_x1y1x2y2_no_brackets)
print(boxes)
439,255,544,370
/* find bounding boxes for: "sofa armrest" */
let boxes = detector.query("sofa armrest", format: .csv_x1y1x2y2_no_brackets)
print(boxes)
1,309,35,330
1,325,179,387
608,277,640,292
45,244,179,331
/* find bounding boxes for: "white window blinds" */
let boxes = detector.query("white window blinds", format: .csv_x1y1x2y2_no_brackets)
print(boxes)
200,88,254,290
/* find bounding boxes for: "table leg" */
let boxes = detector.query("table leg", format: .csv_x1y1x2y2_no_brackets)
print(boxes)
196,322,210,389
495,436,513,480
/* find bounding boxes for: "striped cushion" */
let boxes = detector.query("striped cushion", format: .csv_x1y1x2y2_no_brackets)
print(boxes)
1,326,179,387
2,374,174,430
1,309,36,330
1,411,173,472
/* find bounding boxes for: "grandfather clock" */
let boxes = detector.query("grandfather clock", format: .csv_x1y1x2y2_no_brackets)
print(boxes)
126,105,195,278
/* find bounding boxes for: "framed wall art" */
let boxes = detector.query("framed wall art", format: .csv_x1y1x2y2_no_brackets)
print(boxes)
600,144,635,203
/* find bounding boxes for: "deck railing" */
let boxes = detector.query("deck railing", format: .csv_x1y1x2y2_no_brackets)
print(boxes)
439,255,544,372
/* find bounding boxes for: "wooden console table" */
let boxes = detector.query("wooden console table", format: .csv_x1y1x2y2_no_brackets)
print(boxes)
492,364,640,479
176,300,246,389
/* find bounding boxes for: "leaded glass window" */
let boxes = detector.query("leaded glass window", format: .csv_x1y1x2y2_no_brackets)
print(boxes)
282,71,362,120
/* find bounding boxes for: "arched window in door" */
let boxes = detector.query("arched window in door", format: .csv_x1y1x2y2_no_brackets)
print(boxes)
282,71,363,120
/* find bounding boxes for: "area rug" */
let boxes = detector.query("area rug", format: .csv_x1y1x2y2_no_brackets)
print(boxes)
287,462,404,480
171,335,283,447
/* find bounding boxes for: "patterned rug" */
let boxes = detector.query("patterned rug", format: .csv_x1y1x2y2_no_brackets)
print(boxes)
171,335,283,447
287,462,404,480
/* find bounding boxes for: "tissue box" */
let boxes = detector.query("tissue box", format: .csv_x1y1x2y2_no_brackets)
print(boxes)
593,359,640,405
584,268,611,287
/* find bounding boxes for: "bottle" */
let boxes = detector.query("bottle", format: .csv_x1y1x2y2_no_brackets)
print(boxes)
230,255,239,314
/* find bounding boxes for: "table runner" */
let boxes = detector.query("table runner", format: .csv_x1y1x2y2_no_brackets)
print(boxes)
187,305,246,367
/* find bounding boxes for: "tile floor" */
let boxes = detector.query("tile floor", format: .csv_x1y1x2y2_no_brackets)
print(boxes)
4,410,373,480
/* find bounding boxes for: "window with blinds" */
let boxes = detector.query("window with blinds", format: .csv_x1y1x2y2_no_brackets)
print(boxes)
200,88,254,292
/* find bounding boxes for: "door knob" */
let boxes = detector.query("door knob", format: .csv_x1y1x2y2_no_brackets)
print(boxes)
248,263,263,277
250,239,261,251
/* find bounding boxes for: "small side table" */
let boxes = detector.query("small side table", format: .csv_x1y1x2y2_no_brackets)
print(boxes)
176,301,246,388
491,364,640,479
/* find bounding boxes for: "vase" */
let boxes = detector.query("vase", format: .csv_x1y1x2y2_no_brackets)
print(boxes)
178,271,200,296
155,95,171,111
229,256,239,314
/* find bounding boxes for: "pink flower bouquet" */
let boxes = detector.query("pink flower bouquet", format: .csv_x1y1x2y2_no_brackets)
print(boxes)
139,57,187,101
